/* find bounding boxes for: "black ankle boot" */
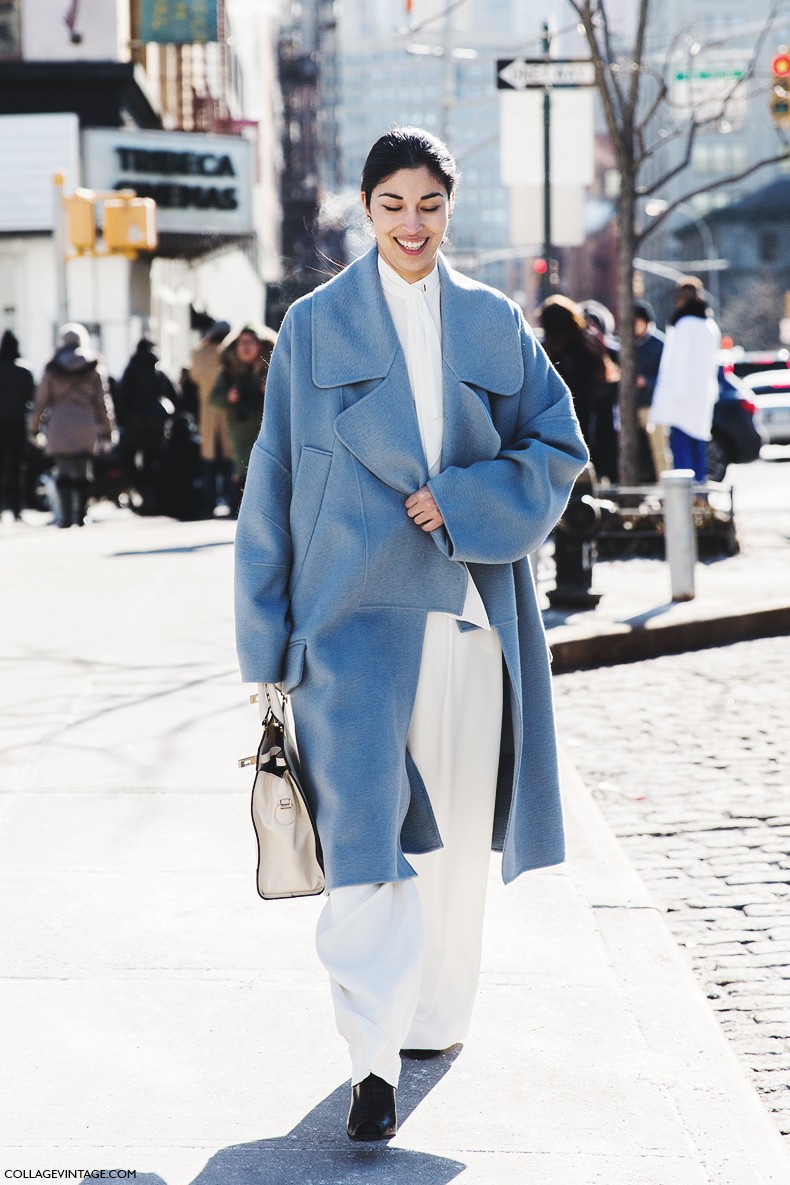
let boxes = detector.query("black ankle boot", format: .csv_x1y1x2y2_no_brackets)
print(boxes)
347,1073,397,1141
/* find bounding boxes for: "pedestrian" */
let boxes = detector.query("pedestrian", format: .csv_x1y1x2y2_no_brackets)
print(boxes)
633,299,671,480
0,330,35,520
538,295,608,451
176,367,200,421
234,126,588,1141
117,338,176,511
157,410,202,522
649,277,721,482
580,300,621,484
28,324,115,528
189,320,232,517
210,323,276,516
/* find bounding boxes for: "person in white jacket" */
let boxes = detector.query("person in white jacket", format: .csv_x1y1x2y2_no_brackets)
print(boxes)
649,277,721,481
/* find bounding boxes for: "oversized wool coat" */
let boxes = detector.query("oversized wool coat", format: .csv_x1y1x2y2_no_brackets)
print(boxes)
234,247,589,891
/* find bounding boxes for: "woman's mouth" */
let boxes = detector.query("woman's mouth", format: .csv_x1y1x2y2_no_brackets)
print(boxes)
394,238,428,254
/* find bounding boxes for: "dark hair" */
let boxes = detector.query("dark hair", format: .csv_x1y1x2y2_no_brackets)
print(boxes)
538,295,587,339
633,299,656,324
0,329,20,362
361,126,459,207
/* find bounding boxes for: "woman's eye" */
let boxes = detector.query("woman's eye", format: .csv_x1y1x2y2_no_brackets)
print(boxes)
422,206,441,213
382,206,401,212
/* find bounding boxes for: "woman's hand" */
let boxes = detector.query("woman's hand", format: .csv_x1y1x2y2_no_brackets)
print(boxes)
405,486,444,532
227,386,240,405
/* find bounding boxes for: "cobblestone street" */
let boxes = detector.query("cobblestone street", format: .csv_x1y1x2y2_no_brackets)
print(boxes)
554,635,790,1146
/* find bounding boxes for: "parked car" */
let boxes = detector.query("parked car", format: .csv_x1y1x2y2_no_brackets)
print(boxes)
740,369,790,446
722,348,790,382
707,369,763,482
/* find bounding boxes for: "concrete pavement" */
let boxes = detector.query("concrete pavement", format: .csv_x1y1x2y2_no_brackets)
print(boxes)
1,503,788,1183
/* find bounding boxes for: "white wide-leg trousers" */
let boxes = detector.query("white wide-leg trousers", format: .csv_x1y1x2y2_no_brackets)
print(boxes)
315,612,503,1086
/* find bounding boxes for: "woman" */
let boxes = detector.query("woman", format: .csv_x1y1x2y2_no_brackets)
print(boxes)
210,324,276,515
235,128,588,1141
538,294,608,451
28,323,114,527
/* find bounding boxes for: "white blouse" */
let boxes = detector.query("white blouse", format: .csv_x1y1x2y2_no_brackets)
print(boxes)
378,253,490,630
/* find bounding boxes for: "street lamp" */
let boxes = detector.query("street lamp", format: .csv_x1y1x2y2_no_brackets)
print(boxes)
644,198,720,312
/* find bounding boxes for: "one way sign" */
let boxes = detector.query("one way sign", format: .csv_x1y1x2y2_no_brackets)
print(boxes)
497,58,595,90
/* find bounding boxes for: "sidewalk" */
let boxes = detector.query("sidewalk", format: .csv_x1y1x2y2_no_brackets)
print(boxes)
0,506,787,1184
542,461,790,671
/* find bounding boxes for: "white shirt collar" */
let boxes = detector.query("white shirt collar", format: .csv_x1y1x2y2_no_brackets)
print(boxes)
377,251,440,297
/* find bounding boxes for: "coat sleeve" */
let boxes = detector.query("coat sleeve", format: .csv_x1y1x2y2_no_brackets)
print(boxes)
233,312,295,683
427,312,589,565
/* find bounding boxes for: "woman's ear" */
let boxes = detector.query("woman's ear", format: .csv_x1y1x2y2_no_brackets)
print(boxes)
360,192,371,221
448,191,456,218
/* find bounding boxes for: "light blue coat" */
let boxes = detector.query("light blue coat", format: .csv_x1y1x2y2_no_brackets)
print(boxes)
235,248,588,890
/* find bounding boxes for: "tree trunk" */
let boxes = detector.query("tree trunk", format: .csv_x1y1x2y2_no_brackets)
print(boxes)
615,185,639,486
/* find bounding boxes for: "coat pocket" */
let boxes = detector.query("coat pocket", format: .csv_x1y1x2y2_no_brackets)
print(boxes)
290,445,333,590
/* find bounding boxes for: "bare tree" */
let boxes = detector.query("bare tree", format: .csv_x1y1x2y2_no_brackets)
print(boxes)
566,0,789,483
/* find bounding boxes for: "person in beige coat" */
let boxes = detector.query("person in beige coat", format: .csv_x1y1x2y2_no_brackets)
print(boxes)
189,320,232,517
29,323,115,527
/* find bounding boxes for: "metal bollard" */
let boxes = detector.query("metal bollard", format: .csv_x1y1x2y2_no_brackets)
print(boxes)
661,469,697,601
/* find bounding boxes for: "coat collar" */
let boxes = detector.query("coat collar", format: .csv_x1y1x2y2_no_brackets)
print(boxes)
311,246,523,395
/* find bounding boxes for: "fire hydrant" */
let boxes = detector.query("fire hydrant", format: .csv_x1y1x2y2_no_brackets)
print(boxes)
547,464,605,609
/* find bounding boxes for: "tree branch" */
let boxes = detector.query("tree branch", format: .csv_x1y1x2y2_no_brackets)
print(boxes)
635,144,790,245
569,0,629,160
628,0,650,113
639,122,700,197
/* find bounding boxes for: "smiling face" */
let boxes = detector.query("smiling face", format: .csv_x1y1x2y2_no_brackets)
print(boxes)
362,165,454,283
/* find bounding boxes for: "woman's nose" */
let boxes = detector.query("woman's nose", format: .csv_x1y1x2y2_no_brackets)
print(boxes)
400,209,423,233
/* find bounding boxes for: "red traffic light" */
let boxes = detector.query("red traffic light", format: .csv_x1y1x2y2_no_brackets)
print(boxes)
772,53,790,77
533,258,548,275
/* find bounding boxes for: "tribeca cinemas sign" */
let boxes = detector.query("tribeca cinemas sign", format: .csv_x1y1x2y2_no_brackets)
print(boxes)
83,128,253,236
115,145,239,210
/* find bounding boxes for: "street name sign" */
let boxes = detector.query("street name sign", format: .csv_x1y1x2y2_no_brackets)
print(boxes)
497,58,595,90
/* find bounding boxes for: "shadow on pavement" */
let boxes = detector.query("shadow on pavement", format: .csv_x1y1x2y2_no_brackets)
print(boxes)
109,541,233,557
622,601,674,628
193,1065,466,1185
86,1054,466,1185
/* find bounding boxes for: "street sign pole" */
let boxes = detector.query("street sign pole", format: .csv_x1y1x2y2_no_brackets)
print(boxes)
497,53,594,292
541,22,552,303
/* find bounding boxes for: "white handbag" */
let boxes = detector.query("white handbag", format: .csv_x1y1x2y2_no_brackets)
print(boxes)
239,687,325,900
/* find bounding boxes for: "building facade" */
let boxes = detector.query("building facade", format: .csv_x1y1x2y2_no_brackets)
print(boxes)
0,0,282,380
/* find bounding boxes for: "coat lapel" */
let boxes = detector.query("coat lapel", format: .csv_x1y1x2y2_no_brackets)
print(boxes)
437,255,520,471
334,368,428,495
327,247,525,492
325,248,426,494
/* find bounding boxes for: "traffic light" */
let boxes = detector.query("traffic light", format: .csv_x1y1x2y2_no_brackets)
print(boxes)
770,50,790,127
65,190,96,253
533,257,548,275
103,197,158,255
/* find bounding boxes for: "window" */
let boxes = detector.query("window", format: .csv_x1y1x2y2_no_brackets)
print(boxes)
0,0,21,58
691,140,748,175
